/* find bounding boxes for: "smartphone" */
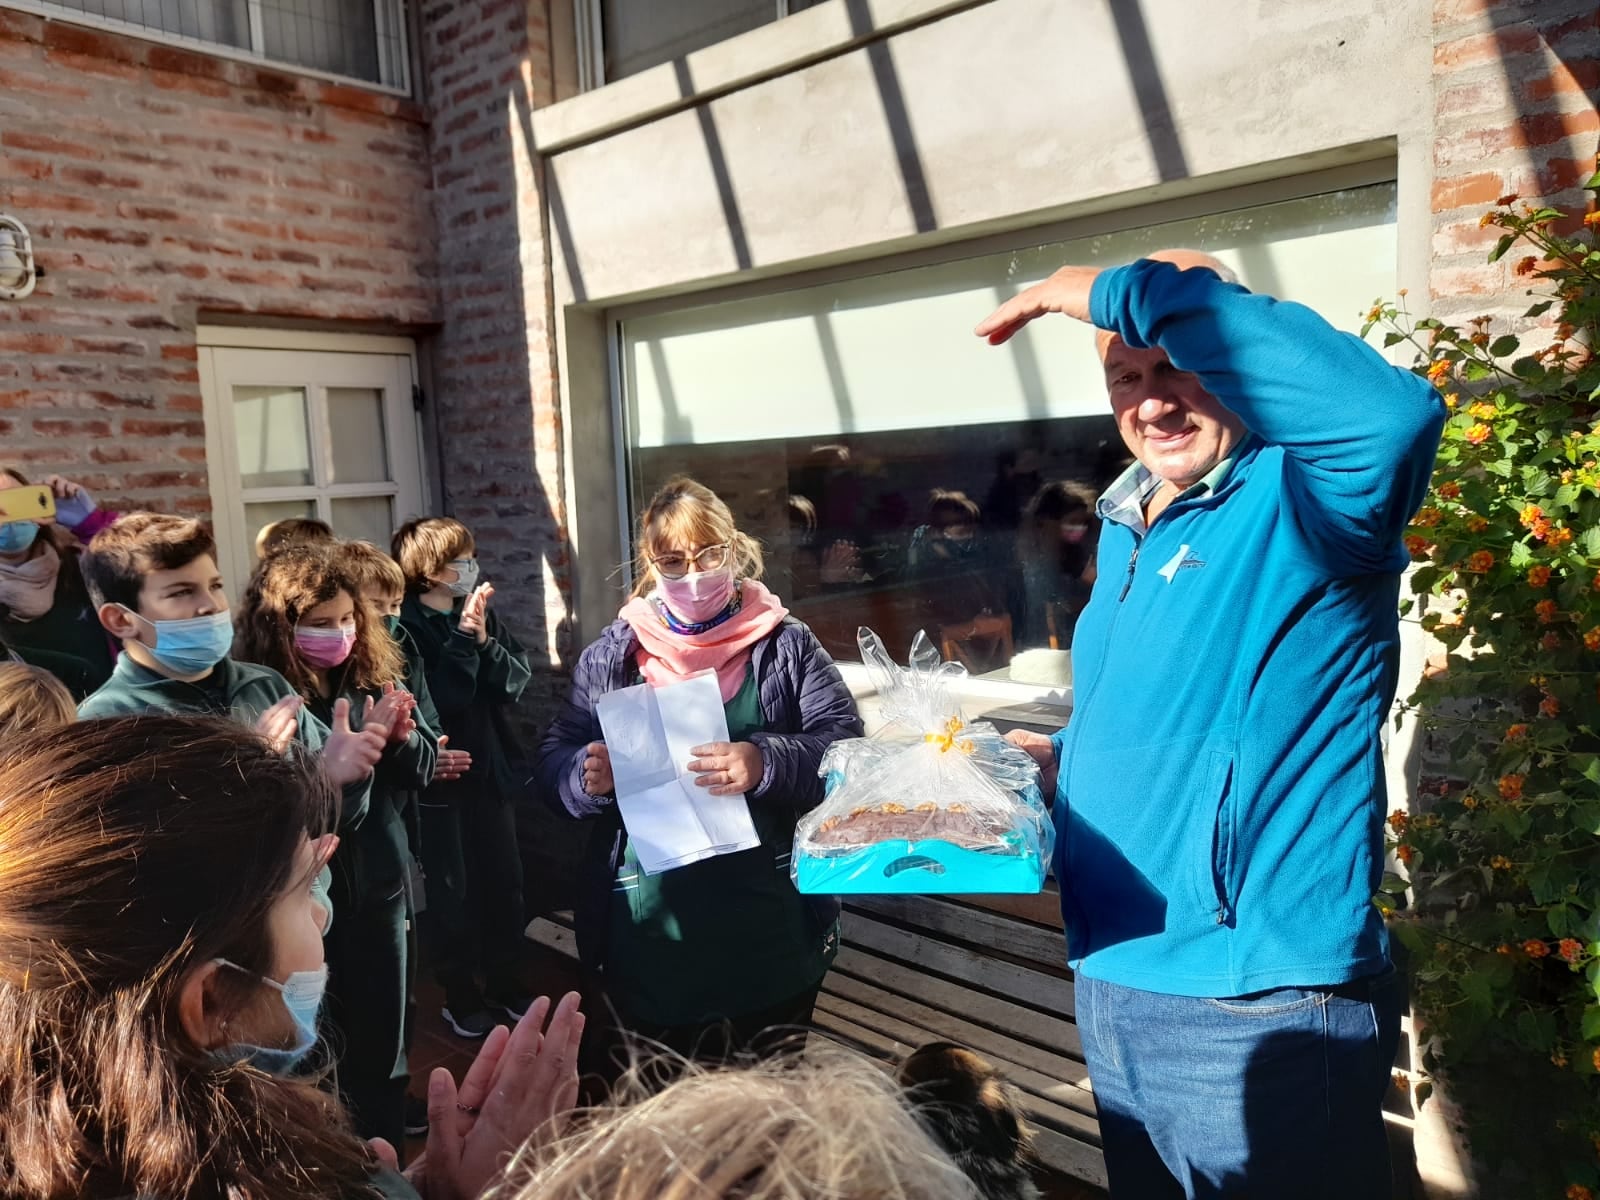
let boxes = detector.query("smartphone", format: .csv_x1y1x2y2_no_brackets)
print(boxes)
0,484,54,525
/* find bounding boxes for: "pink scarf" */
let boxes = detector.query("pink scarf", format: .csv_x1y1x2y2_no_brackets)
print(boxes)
0,542,60,620
620,579,789,702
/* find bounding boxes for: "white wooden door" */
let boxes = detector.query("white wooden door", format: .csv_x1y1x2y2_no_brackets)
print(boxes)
199,342,426,594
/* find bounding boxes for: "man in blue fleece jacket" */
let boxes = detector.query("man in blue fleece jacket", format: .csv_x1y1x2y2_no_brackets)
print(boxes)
979,251,1446,1198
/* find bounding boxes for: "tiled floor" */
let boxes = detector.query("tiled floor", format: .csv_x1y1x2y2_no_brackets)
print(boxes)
399,945,1105,1198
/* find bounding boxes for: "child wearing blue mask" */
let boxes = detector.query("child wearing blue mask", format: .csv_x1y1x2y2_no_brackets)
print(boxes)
235,545,438,1151
392,517,533,1040
0,714,587,1200
0,467,120,699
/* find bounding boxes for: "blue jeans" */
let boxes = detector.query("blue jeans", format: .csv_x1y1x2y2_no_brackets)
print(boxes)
1074,968,1402,1199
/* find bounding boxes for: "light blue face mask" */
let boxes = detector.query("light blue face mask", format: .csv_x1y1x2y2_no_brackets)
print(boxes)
444,557,480,598
120,607,234,675
211,959,327,1076
0,521,40,555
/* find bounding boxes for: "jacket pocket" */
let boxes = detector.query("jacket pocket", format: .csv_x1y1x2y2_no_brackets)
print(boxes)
1194,749,1237,925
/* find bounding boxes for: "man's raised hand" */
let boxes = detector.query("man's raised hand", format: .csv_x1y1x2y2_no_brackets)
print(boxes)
975,264,1102,345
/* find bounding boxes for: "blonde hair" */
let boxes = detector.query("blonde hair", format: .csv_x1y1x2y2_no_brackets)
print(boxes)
0,662,75,736
631,477,763,599
505,1050,979,1200
338,539,406,599
253,517,334,562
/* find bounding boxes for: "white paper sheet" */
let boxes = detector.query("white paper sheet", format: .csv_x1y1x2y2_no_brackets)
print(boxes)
595,672,760,874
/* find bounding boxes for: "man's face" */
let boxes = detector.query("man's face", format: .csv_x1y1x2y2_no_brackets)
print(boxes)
1103,339,1246,490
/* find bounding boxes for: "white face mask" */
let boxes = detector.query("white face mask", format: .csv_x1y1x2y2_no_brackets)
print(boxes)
442,558,480,597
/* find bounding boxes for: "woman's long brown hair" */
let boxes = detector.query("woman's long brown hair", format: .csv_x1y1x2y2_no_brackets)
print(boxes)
235,545,405,698
0,716,377,1199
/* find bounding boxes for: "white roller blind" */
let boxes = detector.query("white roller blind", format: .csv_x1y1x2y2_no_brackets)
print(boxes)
623,184,1397,449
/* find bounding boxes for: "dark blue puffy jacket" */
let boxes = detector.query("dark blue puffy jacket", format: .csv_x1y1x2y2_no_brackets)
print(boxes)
533,615,863,970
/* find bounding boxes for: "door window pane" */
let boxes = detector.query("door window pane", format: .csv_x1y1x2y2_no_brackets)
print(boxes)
621,183,1399,675
244,499,317,558
326,387,391,484
330,496,395,548
233,386,313,488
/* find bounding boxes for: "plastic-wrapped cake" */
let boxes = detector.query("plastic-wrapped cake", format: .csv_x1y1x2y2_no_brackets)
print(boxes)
791,630,1052,896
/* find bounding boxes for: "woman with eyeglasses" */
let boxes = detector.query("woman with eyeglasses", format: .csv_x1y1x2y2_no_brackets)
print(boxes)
535,476,863,1083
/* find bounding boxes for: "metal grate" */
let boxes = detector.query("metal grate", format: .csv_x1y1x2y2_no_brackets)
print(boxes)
35,0,408,89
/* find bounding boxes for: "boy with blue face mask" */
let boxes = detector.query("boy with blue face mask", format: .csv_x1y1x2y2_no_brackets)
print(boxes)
391,516,533,1039
77,515,390,875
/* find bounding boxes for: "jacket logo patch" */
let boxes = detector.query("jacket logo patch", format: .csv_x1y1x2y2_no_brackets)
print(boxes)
1158,545,1207,582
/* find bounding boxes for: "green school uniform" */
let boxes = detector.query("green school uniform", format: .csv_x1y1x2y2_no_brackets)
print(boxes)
605,668,836,1027
3,597,114,699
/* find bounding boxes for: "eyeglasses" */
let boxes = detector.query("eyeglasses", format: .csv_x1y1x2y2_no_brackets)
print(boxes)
650,543,731,580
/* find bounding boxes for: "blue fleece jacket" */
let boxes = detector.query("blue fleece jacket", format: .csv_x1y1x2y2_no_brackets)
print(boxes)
1051,259,1446,996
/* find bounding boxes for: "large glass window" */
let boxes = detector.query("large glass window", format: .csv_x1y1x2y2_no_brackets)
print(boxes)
617,183,1399,680
24,0,409,91
588,0,828,84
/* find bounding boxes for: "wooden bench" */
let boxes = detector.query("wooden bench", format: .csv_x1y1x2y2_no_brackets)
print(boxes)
526,882,1107,1194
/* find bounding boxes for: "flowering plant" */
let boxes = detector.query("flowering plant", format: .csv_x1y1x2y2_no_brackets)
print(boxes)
1364,176,1600,1196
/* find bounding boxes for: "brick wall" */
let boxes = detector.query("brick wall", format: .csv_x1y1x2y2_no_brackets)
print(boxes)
1430,0,1600,324
416,0,570,715
0,8,437,517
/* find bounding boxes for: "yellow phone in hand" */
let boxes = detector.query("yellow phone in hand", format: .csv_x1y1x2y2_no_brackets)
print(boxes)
0,484,55,525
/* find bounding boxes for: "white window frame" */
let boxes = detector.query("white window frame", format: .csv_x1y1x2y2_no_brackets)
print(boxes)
574,0,805,91
3,0,412,95
197,327,430,594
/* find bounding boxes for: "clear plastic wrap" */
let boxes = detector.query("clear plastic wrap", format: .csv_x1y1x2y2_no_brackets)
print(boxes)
791,628,1053,895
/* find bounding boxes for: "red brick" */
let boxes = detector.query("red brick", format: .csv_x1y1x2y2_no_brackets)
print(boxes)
33,417,112,437
1514,107,1600,149
150,70,232,100
160,344,198,362
145,44,231,81
1431,171,1506,212
121,418,204,438
1522,57,1600,103
0,7,45,42
2,129,102,160
1434,25,1543,71
41,21,145,67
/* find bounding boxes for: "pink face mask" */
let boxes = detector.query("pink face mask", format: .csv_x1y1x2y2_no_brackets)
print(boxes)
294,624,357,668
657,569,735,624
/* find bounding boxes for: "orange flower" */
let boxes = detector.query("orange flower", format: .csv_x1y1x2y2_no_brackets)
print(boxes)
1586,627,1600,651
1387,809,1409,833
1413,507,1442,528
1553,1049,1569,1068
1520,504,1544,527
1464,423,1491,444
1569,1182,1594,1200
1461,795,1478,810
1490,855,1512,870
1549,526,1574,546
1505,724,1529,740
1594,1047,1600,1074
1499,774,1524,800
1496,193,1519,207
1559,938,1584,962
1544,632,1563,651
1541,694,1562,718
1467,401,1496,420
1536,599,1560,623
1529,565,1551,587
1585,211,1600,228
1395,843,1416,866
1466,549,1494,572
1427,359,1453,386
1532,517,1554,541
1513,255,1537,276
1438,481,1461,499
1404,535,1432,559
1593,572,1600,592
1443,391,1460,409
1466,515,1489,533
1523,937,1548,958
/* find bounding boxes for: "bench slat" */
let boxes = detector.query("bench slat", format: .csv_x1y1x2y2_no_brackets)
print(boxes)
841,912,1077,1016
818,974,1097,1117
846,894,1069,968
831,946,1084,1061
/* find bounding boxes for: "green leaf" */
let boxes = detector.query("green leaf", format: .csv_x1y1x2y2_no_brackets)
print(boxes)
1583,525,1600,558
1509,540,1534,568
1550,905,1574,938
1584,169,1600,192
1585,1005,1600,1041
1383,331,1404,347
1488,233,1517,263
1462,359,1494,383
1525,299,1555,318
1555,483,1583,510
1414,1079,1433,1106
1489,334,1519,357
1571,801,1600,836
1380,872,1410,895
